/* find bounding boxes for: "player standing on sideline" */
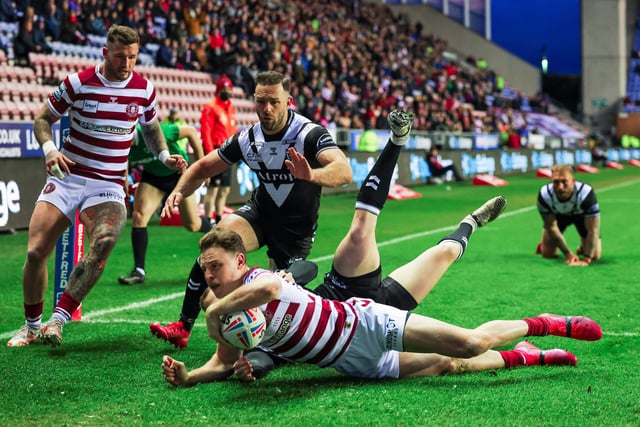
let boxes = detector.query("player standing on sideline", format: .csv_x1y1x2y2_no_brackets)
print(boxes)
535,164,602,266
149,70,352,348
118,123,210,285
161,111,601,386
7,25,187,347
200,74,238,227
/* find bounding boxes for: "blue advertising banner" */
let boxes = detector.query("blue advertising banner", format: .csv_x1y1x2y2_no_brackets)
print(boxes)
0,121,61,158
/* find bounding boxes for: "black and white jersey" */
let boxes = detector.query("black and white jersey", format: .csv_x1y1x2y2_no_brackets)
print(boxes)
218,110,339,219
537,181,600,218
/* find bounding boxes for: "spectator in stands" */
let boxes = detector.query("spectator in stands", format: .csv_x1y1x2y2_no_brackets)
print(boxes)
33,17,52,54
535,164,602,266
0,0,20,21
59,7,86,45
155,36,175,68
164,9,181,40
591,143,608,167
176,36,200,70
86,9,108,36
200,74,238,228
426,145,464,183
13,17,39,66
505,126,522,149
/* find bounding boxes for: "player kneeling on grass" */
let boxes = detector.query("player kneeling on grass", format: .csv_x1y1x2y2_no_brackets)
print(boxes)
161,112,602,385
535,164,602,266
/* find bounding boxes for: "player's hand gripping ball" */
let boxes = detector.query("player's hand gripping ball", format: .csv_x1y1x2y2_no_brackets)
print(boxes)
220,308,266,350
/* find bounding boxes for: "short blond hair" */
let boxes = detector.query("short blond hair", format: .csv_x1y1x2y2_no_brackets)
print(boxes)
551,164,574,175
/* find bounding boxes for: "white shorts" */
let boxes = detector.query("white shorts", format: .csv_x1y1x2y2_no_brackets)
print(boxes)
330,298,409,379
37,174,126,222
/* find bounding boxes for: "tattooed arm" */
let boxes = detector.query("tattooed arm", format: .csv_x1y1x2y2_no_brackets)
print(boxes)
140,121,187,172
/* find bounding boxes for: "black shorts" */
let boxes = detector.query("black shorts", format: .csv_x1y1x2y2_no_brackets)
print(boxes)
140,171,180,194
556,215,588,237
231,198,316,269
313,266,418,311
208,169,232,187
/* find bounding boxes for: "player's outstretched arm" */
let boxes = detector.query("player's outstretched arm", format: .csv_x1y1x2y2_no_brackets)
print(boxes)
162,350,236,387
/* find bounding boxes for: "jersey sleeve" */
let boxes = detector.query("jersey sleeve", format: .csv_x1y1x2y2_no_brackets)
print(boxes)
303,124,339,163
579,187,600,216
536,185,552,215
217,133,242,165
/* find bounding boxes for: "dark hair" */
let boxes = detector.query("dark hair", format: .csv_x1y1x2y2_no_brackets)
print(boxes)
199,228,246,255
255,70,290,92
106,25,140,46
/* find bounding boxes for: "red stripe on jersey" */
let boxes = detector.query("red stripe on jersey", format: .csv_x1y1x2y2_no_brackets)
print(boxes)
268,300,315,353
305,300,353,365
321,303,358,367
287,297,334,360
63,143,129,165
70,164,126,185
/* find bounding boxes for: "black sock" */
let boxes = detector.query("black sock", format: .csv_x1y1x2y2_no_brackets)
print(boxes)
131,227,148,271
438,223,473,260
215,214,221,223
199,215,212,233
355,140,402,215
179,258,207,331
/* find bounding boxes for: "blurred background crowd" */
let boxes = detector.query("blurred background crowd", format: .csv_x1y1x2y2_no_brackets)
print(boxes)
1,0,552,141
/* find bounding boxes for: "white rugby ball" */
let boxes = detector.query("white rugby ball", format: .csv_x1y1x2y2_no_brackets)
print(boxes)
220,308,266,350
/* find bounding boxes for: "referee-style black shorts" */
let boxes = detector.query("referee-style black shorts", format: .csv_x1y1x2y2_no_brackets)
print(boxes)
140,171,180,194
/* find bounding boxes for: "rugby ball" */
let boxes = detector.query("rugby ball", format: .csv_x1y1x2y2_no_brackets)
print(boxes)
220,308,266,350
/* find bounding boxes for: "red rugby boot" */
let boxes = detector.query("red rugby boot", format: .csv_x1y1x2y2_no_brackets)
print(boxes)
514,340,577,366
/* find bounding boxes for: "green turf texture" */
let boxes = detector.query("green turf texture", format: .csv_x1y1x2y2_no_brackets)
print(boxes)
1,167,639,426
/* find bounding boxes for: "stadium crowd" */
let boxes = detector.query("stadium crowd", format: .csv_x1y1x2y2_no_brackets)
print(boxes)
1,0,550,139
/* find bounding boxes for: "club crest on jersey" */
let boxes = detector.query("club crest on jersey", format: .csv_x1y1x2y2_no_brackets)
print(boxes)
43,182,56,194
125,103,140,118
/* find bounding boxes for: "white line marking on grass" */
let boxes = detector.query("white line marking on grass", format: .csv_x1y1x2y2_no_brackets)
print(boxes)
79,292,183,320
3,178,639,339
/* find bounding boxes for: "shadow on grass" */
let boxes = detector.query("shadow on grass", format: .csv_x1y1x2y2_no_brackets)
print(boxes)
203,364,579,408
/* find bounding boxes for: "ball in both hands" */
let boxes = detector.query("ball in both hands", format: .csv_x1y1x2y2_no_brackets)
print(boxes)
220,308,266,350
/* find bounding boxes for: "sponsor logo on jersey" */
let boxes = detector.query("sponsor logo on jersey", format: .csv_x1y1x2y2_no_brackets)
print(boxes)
262,313,292,346
317,133,334,148
384,318,399,350
53,82,66,102
82,99,99,114
98,191,123,201
77,120,131,135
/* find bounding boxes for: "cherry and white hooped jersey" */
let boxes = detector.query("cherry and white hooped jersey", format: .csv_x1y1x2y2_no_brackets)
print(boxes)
245,267,359,367
47,64,158,186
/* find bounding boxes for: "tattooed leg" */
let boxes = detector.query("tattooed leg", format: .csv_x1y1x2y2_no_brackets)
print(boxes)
66,202,127,301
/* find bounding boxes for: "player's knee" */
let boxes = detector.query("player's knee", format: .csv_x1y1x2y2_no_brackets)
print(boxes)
92,233,119,256
346,215,371,246
457,334,491,358
25,245,50,265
